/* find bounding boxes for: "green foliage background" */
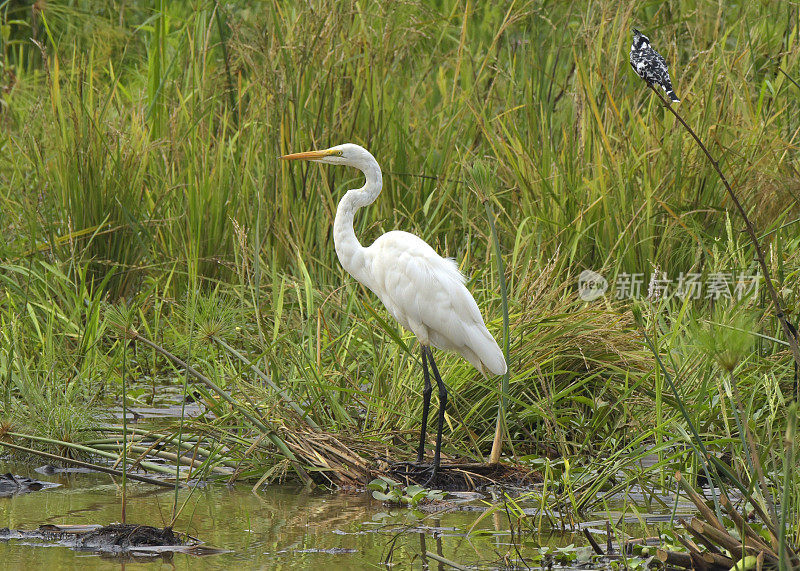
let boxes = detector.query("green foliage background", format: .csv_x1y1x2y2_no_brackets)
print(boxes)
0,0,797,508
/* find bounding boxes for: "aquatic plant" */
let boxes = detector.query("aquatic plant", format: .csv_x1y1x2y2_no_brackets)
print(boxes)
368,477,446,508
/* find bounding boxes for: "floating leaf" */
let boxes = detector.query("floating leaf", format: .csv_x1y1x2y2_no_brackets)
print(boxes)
366,478,388,492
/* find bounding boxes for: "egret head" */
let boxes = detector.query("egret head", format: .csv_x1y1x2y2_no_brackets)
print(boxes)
280,143,377,171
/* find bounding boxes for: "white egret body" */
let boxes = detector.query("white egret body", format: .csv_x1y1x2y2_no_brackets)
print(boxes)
281,143,506,480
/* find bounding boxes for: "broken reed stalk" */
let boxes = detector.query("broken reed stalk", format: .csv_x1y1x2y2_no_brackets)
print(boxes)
647,84,800,375
702,551,735,569
121,327,312,485
674,471,798,569
0,439,173,488
484,199,510,465
582,528,604,555
423,550,468,570
675,516,778,570
674,471,725,531
655,548,693,569
679,516,724,555
688,518,751,556
720,494,775,554
670,533,711,569
602,531,695,569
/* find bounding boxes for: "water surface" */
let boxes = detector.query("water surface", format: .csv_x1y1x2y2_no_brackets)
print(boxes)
0,461,690,569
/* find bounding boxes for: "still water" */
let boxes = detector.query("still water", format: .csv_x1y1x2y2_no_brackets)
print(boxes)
0,461,686,569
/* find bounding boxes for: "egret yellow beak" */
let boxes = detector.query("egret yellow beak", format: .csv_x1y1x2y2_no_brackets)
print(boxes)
280,149,340,161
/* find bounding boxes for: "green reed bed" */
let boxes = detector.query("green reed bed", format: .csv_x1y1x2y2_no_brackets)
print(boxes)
1,0,799,560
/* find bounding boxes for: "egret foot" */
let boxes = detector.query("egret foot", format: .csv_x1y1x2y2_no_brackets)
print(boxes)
388,461,441,487
421,466,438,488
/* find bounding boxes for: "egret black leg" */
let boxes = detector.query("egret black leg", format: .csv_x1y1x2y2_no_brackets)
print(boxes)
425,346,447,482
417,346,432,463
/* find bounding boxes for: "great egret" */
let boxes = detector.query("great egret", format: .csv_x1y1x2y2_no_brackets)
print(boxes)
280,143,506,481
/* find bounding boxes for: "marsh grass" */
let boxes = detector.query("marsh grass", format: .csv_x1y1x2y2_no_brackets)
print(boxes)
0,0,799,556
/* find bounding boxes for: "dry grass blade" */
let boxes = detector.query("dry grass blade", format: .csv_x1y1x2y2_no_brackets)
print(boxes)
674,471,725,532
720,494,775,554
281,427,373,486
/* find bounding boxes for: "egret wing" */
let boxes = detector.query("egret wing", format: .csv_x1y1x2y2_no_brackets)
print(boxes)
364,231,505,374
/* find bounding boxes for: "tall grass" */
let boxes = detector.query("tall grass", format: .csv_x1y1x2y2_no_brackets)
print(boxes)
0,0,798,549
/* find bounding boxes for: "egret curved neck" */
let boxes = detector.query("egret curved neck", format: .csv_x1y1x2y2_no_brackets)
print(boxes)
333,162,382,282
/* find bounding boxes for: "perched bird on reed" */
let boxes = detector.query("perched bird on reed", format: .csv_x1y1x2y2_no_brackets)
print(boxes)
280,143,506,482
630,28,680,103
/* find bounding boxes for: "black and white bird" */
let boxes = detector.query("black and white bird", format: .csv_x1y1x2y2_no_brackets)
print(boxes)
630,28,680,103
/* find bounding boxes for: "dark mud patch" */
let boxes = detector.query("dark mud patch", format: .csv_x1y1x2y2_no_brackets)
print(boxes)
0,473,60,497
0,524,227,559
78,523,181,549
387,461,541,491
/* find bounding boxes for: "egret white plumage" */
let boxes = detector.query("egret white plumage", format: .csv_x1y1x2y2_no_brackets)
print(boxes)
280,143,506,481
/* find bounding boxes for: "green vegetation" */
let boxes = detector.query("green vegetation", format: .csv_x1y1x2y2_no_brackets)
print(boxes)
1,0,798,564
368,476,447,507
